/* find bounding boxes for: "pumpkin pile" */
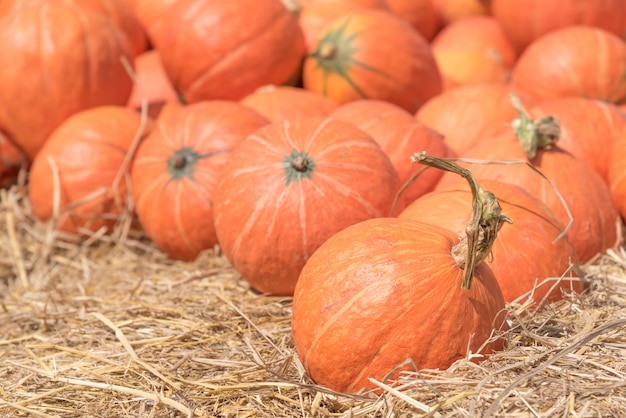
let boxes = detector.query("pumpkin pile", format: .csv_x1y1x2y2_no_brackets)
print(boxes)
1,0,626,396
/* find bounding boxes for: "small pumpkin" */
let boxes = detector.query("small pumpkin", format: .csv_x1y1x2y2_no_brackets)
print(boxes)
28,106,152,235
240,85,339,123
151,0,306,103
0,2,134,161
213,117,402,295
431,16,517,90
399,179,580,305
511,26,626,105
303,9,442,113
416,83,534,156
292,154,508,394
330,99,450,203
436,97,621,263
131,101,269,261
490,0,626,55
126,49,179,119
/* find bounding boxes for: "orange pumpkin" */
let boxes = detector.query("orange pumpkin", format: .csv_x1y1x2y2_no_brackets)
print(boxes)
126,49,179,119
28,106,152,235
150,0,306,103
385,0,440,41
131,0,177,43
213,117,402,295
0,131,25,188
430,0,489,26
303,9,442,113
511,26,626,105
491,0,626,55
240,85,339,123
330,99,450,203
400,179,581,305
0,3,134,161
131,101,269,261
609,135,626,221
416,84,533,156
431,16,516,90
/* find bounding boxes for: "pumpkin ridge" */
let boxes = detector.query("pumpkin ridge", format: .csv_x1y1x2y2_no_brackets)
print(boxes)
185,6,290,96
313,172,382,216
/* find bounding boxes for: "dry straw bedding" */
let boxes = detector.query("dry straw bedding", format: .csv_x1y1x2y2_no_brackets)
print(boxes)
1,186,625,418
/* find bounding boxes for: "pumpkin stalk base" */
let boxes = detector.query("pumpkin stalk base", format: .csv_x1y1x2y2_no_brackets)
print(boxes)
509,93,561,159
411,152,512,290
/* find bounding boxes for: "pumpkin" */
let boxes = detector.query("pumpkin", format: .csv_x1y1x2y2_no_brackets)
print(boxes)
213,117,402,295
240,85,339,123
385,0,440,41
431,16,516,90
330,99,450,203
126,49,179,120
609,134,626,221
430,0,489,26
131,0,177,43
490,0,626,55
28,106,151,235
435,98,621,263
297,0,389,49
131,101,269,261
0,131,25,188
399,179,580,305
303,9,442,113
292,154,508,394
527,97,626,183
150,0,306,103
416,84,534,156
511,26,626,105
0,3,134,161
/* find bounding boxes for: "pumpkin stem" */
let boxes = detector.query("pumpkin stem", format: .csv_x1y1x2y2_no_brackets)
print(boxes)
318,41,338,60
509,93,561,159
291,155,310,172
411,152,512,290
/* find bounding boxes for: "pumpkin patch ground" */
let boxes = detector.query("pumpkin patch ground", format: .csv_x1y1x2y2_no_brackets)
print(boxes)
2,183,626,416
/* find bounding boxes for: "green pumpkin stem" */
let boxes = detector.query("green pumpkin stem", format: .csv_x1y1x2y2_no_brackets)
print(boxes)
411,152,512,290
509,93,561,159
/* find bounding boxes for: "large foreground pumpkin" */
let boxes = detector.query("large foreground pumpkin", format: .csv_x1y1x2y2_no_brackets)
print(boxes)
303,9,442,113
0,3,135,161
292,156,508,393
131,101,269,261
151,0,306,103
213,117,402,295
28,106,151,235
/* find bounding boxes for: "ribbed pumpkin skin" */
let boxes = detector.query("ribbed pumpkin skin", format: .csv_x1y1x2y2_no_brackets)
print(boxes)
292,217,507,394
240,85,339,123
151,0,306,103
213,117,402,295
511,26,626,105
399,180,581,304
435,135,621,263
330,99,450,203
131,101,269,261
303,9,442,113
491,0,626,55
416,84,533,156
28,106,149,235
0,3,134,161
528,98,626,183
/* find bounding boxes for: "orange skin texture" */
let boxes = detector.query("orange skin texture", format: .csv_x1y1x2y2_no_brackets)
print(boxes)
430,0,489,26
303,9,442,114
28,106,151,235
609,133,626,221
240,85,339,123
490,0,626,55
0,3,134,162
151,0,306,103
431,16,517,90
385,0,440,41
528,97,626,184
511,26,626,105
213,117,402,296
292,217,507,394
400,180,581,305
416,84,534,156
435,133,621,264
131,101,269,262
127,49,180,120
330,99,450,203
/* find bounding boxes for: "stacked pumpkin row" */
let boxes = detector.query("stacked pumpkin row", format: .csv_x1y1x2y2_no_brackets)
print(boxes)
1,0,626,396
